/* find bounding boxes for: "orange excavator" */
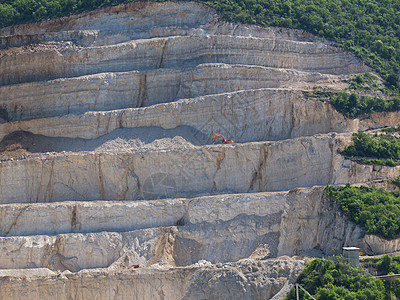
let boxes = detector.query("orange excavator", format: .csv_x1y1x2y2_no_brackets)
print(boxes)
128,264,141,269
212,133,233,144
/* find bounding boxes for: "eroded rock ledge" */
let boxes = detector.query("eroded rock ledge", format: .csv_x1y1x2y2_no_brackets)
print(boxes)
0,1,396,299
3,132,400,203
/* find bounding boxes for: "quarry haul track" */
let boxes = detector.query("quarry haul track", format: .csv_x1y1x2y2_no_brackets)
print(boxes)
0,1,400,299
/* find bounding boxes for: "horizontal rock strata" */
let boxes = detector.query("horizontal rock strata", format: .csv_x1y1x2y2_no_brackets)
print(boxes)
0,259,305,300
0,88,357,141
0,34,368,86
0,64,342,121
0,186,391,275
1,133,400,204
0,1,395,299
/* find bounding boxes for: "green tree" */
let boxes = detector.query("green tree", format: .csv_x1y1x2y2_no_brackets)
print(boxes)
0,3,19,27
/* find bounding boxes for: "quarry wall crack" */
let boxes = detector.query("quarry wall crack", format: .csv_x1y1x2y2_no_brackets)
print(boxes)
45,160,55,203
158,39,169,69
4,205,29,236
248,145,267,192
97,155,105,200
137,73,147,108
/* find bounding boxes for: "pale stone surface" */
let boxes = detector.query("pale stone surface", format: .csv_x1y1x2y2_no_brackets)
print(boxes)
0,1,397,299
0,227,166,271
0,2,368,86
277,186,363,256
0,258,305,300
0,34,368,86
0,217,284,271
1,132,400,204
361,235,400,255
0,88,358,141
0,2,317,44
0,268,55,276
0,64,344,121
359,110,400,130
0,187,395,274
0,193,285,236
0,184,396,296
2,87,397,142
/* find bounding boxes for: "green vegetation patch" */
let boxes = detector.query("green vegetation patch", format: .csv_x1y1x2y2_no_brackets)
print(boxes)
343,130,400,162
393,175,400,188
348,73,382,91
348,157,399,167
326,184,400,239
1,0,400,92
304,90,400,119
362,254,400,275
286,256,400,300
330,92,400,119
381,123,400,133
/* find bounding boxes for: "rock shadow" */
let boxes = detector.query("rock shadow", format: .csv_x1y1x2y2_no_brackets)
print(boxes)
0,126,210,155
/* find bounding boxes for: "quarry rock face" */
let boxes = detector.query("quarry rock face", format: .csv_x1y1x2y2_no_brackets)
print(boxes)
0,2,399,299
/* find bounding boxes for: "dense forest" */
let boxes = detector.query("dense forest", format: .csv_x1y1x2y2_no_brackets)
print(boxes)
0,0,399,92
286,256,400,299
326,183,400,239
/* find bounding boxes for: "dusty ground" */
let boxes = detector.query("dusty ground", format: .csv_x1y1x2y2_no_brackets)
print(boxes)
0,41,82,57
0,126,212,160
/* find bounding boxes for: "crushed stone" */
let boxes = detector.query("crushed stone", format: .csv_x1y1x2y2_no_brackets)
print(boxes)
0,126,212,160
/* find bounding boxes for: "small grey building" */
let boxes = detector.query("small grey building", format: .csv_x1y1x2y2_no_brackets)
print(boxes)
343,247,360,267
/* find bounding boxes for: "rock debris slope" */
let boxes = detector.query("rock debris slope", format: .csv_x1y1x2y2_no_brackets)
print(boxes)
0,2,399,299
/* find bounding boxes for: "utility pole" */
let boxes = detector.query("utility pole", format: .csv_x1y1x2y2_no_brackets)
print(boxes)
295,284,316,300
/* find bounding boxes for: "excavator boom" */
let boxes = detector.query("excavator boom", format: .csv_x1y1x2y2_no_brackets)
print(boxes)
212,133,233,144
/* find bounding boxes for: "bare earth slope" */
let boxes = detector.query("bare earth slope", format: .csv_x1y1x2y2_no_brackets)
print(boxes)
0,2,400,299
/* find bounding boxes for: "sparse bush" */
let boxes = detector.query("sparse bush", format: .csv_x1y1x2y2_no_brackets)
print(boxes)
348,73,381,91
393,175,400,188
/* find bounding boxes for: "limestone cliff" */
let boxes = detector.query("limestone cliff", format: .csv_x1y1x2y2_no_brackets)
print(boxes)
0,1,398,299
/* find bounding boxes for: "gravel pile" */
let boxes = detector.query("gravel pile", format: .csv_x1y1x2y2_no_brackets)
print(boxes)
0,126,211,157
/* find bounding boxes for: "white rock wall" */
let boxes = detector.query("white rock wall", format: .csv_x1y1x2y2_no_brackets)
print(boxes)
0,64,337,121
0,89,357,141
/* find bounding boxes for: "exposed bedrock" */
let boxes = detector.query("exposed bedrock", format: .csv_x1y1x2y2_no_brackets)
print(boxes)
1,132,400,204
2,87,398,143
0,1,319,45
279,187,400,257
0,30,99,48
0,34,368,86
0,186,394,274
0,191,286,271
0,218,283,271
0,1,368,87
0,64,341,121
0,188,347,271
0,89,358,142
0,2,218,43
0,1,394,298
0,258,305,300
